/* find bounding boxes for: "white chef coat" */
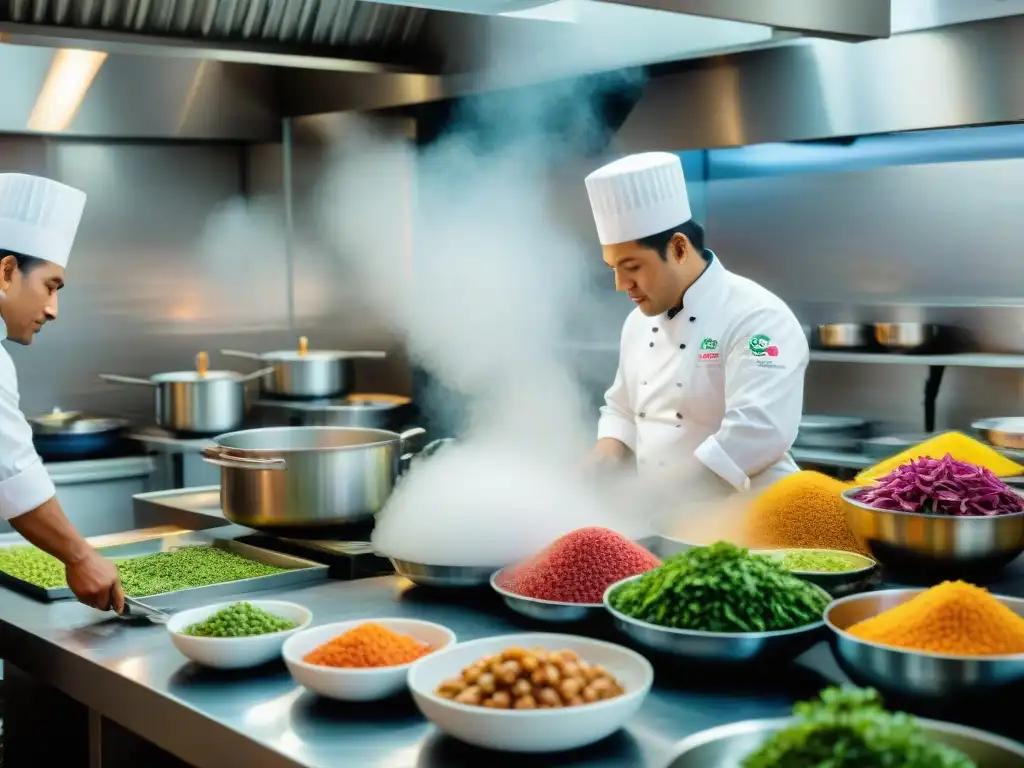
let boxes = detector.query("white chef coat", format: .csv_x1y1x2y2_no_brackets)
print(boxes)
0,314,55,520
598,252,808,495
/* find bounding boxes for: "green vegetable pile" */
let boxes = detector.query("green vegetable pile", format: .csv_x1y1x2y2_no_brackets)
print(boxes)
0,545,289,597
182,601,296,638
743,686,975,767
777,551,860,574
608,541,829,632
0,546,66,588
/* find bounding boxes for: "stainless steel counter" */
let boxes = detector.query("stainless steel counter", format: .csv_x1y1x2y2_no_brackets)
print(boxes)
3,559,1024,767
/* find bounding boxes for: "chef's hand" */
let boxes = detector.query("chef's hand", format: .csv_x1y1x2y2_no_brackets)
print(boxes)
66,550,125,613
580,438,633,475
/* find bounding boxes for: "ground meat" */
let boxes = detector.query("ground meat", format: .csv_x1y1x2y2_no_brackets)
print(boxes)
496,527,660,604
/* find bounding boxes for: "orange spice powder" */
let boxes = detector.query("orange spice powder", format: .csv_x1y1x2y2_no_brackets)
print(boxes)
304,622,433,668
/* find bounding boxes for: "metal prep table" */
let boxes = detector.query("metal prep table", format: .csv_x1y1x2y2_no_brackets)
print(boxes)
2,558,1024,768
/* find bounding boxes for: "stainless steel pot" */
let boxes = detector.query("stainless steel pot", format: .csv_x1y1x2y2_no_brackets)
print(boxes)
816,323,874,350
874,322,942,352
220,338,386,400
973,417,1024,450
30,407,130,460
99,366,272,436
200,425,427,530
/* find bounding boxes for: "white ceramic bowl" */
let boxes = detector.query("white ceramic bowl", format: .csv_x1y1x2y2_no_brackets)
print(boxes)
283,618,456,701
407,632,653,753
166,600,312,670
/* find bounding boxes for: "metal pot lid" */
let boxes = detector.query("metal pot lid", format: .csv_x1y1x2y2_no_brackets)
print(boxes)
30,408,128,435
863,433,936,447
150,370,249,383
973,417,1024,434
799,415,868,431
262,350,352,362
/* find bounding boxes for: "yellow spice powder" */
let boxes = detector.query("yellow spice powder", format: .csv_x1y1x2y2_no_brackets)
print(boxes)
855,431,1023,485
847,581,1024,656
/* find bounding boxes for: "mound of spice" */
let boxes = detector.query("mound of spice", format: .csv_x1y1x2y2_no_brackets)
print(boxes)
609,541,829,633
776,550,866,573
304,623,433,668
853,454,1024,517
744,471,866,553
855,431,1023,484
846,580,1024,655
495,527,660,604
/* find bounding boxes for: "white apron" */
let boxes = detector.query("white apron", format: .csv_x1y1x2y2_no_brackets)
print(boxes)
597,253,808,504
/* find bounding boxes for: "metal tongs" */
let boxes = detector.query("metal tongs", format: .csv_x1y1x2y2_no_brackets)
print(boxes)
119,595,170,624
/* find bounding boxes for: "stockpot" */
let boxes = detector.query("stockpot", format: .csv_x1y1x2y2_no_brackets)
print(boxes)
99,353,272,436
200,425,427,530
220,337,386,400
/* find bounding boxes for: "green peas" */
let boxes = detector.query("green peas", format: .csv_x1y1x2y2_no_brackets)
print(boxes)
0,546,66,588
181,602,296,637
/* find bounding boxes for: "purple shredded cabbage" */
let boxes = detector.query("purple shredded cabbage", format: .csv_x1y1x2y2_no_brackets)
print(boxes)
854,453,1024,517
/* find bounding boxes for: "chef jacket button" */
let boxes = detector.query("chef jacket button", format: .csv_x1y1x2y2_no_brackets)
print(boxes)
649,341,654,348
652,327,658,333
679,343,686,349
676,413,682,419
639,412,646,418
641,380,647,385
676,424,682,429
676,382,682,387
689,316,696,322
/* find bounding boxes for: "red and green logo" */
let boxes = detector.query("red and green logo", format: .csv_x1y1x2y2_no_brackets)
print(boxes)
749,334,779,358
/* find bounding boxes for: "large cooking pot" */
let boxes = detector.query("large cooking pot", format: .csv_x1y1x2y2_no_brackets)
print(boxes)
200,425,427,530
99,352,272,436
221,336,386,400
30,407,130,460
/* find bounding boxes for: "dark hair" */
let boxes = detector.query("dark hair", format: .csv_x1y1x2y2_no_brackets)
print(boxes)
1,250,46,274
636,219,706,261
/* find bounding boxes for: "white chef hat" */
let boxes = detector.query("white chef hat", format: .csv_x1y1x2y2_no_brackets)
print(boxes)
0,173,87,269
584,152,692,246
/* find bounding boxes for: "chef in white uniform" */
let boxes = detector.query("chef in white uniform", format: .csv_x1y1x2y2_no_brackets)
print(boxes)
583,152,808,501
0,173,124,612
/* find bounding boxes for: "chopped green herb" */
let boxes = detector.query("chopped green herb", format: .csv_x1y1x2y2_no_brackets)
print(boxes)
182,601,296,638
743,686,976,767
608,541,829,633
777,551,861,573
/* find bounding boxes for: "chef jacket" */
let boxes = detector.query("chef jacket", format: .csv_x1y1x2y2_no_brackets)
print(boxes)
598,251,808,495
0,314,55,520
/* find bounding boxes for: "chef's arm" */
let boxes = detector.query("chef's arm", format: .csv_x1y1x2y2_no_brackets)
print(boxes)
693,309,809,491
593,356,636,462
0,377,92,565
9,496,93,566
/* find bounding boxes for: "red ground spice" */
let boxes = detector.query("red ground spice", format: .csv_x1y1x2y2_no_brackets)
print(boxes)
496,527,660,604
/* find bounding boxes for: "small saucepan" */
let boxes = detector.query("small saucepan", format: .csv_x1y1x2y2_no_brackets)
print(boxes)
221,336,387,400
99,352,272,436
30,407,130,460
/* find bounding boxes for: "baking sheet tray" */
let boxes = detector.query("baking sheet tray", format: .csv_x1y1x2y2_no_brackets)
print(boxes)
0,530,328,604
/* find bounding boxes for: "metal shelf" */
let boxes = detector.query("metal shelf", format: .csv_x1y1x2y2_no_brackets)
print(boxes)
809,351,1024,368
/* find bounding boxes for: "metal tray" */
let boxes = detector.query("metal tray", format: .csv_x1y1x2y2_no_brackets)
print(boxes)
0,530,328,603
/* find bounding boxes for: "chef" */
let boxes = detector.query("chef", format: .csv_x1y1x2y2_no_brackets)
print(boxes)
0,173,124,612
582,152,808,502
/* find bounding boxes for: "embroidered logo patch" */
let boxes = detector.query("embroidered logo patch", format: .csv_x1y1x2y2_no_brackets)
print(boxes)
700,337,718,351
749,334,779,358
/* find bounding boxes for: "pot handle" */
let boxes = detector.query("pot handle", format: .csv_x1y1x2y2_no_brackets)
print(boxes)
201,446,287,471
397,426,427,473
220,349,264,360
340,350,387,360
238,366,276,384
98,374,156,387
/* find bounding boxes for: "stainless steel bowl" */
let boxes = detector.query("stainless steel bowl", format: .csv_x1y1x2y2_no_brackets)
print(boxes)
816,323,874,349
874,322,941,352
663,716,1024,766
752,548,877,597
825,589,1024,700
490,570,602,623
841,487,1024,576
973,417,1024,451
860,433,936,460
390,559,497,588
603,575,829,663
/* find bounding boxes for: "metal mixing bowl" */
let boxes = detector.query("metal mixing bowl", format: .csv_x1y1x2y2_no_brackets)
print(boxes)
752,548,877,597
490,570,602,623
825,589,1024,700
874,322,942,352
603,575,829,664
662,716,1024,766
973,416,1024,451
840,487,1024,576
390,559,497,588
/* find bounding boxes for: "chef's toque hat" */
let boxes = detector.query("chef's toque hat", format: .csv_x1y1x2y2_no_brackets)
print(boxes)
585,152,692,246
0,173,87,269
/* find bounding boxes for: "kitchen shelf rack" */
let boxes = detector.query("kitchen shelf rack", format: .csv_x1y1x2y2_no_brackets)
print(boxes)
809,351,1024,368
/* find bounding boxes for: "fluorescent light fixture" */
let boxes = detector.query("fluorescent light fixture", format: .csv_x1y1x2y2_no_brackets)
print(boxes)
28,48,108,133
